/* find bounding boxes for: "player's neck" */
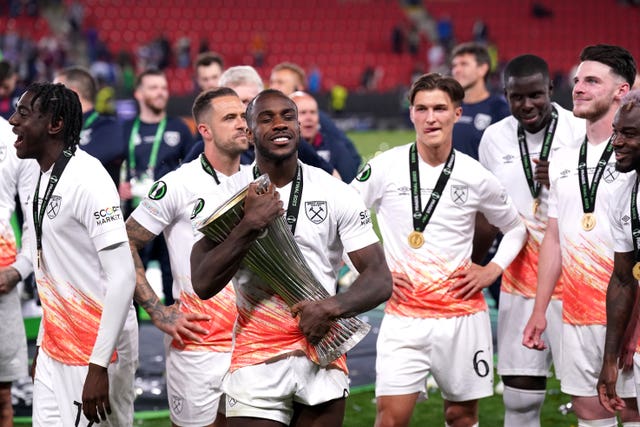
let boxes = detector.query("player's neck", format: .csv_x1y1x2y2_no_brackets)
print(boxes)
138,108,166,124
203,148,241,177
586,108,617,145
464,83,489,104
417,141,452,167
256,156,298,187
38,141,65,172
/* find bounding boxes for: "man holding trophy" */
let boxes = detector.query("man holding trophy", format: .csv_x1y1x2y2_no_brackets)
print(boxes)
191,89,393,427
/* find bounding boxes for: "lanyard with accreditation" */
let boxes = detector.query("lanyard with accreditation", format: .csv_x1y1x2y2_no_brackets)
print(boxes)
33,149,73,268
253,164,303,235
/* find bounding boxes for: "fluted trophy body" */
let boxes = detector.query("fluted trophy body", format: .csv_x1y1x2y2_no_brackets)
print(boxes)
197,174,371,366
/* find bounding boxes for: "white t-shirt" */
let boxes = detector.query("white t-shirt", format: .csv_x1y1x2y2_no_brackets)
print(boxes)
351,143,521,319
24,149,132,365
479,103,585,298
192,162,379,372
0,117,36,268
549,138,632,325
131,156,243,351
610,171,637,254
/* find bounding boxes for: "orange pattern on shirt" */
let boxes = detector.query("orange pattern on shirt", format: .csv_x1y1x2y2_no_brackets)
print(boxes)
561,238,612,326
0,230,17,267
176,284,237,352
230,291,347,374
37,274,117,365
502,224,564,300
385,252,486,318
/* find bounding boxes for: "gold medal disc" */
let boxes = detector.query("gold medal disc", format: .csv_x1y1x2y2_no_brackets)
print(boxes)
582,213,596,231
408,231,425,249
633,262,640,281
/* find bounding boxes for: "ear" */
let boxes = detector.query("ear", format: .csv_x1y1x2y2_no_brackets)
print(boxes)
246,128,255,146
48,116,64,136
615,82,630,100
548,80,554,96
197,123,210,139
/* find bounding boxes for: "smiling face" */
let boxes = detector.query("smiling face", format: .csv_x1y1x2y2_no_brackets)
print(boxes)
505,73,553,133
612,104,640,173
572,60,627,121
248,92,300,163
9,90,57,161
410,89,461,153
135,74,169,114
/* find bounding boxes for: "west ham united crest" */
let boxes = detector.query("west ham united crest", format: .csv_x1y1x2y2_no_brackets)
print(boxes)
305,201,327,224
170,395,184,414
47,195,62,219
603,164,619,183
450,185,468,205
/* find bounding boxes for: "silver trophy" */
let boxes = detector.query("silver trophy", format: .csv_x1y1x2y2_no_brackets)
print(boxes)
197,174,371,366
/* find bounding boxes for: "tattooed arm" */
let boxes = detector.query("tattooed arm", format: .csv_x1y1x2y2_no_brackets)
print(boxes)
126,217,210,347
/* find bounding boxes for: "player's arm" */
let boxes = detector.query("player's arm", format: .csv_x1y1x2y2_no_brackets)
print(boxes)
126,217,209,346
597,250,637,412
522,217,562,350
471,212,499,263
291,242,392,344
83,241,136,424
191,182,284,300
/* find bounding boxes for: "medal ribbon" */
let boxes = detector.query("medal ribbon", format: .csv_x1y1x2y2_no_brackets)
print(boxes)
517,106,558,199
409,142,455,233
631,175,640,264
128,117,167,178
578,136,614,214
82,111,99,130
200,154,221,184
253,164,303,235
33,149,74,265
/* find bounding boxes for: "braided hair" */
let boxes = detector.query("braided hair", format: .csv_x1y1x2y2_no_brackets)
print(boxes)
26,82,83,153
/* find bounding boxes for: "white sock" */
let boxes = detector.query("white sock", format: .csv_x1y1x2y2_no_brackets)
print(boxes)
622,422,640,426
445,423,478,427
577,418,618,427
502,385,545,427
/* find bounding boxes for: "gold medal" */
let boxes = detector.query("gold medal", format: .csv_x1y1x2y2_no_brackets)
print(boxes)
408,231,424,249
582,213,596,231
532,198,540,216
633,262,640,281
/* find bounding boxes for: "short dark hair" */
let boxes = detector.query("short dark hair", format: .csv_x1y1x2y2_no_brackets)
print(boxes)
192,87,238,124
451,42,491,80
580,44,637,86
246,89,294,129
0,60,16,81
503,54,550,84
55,66,97,102
408,73,465,106
26,82,83,152
135,68,166,89
194,51,224,71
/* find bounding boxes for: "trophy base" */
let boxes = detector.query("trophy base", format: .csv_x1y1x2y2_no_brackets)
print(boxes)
316,318,372,367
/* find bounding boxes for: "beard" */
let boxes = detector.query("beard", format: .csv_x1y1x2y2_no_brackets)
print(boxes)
573,97,612,121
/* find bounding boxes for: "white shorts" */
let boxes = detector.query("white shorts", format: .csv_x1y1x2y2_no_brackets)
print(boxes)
223,354,349,425
32,308,138,427
633,353,640,409
497,292,563,378
562,323,635,398
0,288,28,382
166,344,231,427
375,311,494,402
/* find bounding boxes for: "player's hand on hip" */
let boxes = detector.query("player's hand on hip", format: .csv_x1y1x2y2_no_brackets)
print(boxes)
152,301,211,348
449,262,501,300
522,312,547,350
391,272,412,302
0,267,20,294
82,363,111,424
